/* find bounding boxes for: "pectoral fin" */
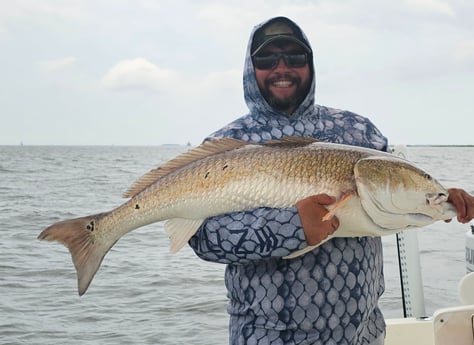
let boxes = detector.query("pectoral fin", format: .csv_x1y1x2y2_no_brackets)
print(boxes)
283,236,334,259
322,192,354,221
165,219,205,253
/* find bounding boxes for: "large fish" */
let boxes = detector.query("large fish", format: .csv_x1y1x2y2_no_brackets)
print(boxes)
38,137,457,295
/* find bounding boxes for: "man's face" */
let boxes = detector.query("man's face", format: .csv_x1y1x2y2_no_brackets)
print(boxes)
253,42,311,114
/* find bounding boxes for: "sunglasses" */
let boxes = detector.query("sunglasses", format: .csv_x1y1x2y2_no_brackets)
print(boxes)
253,52,308,70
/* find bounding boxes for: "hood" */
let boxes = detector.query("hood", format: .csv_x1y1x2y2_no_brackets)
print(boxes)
243,17,316,120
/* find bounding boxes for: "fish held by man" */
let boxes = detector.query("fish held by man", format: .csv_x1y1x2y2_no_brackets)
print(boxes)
38,137,457,295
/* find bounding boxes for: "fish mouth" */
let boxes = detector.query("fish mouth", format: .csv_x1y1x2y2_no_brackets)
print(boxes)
371,196,437,229
358,187,457,230
426,192,448,206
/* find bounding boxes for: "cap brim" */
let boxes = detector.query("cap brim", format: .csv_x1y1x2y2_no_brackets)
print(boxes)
252,35,312,56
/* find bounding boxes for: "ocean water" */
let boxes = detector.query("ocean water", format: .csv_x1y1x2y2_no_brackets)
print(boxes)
1,145,473,345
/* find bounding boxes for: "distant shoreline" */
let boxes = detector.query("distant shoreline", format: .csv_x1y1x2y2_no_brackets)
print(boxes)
2,143,474,148
404,145,474,148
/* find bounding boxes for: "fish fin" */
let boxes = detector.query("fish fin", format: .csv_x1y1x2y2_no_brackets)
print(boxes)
283,236,333,259
322,192,355,221
38,213,111,296
263,136,318,148
123,138,249,198
165,218,204,254
283,245,318,259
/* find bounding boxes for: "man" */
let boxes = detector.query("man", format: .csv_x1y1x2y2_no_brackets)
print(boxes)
189,17,474,345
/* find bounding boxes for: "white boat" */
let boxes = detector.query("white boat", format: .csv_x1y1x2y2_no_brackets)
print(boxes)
382,229,474,345
383,146,474,345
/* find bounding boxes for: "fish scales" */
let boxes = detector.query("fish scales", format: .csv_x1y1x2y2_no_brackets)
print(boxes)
141,145,358,214
38,138,457,295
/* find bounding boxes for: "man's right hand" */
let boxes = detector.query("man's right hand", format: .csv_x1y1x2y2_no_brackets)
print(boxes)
296,194,340,246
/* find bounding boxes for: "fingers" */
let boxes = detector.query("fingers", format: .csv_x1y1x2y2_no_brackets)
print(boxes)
448,188,474,224
328,216,340,234
308,193,337,206
296,194,340,246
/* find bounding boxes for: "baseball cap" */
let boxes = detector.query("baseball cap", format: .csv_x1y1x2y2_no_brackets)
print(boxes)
251,17,312,56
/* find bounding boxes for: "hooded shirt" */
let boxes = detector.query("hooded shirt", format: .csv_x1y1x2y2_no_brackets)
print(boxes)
189,17,388,345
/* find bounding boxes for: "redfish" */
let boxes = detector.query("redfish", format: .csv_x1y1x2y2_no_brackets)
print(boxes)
38,137,456,295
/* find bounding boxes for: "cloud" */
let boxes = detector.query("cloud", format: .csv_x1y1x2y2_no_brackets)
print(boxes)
101,58,179,92
40,56,77,72
101,57,242,100
454,39,474,62
406,0,455,17
197,3,260,31
196,69,242,94
36,56,88,90
1,0,473,146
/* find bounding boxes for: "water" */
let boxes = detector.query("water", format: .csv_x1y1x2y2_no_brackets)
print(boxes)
1,145,473,345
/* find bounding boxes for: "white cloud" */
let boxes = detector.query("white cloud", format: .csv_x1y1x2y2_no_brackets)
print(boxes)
196,69,242,94
453,39,474,62
0,1,83,24
101,58,179,92
1,0,474,145
405,0,455,17
40,56,77,72
101,57,242,100
197,3,260,31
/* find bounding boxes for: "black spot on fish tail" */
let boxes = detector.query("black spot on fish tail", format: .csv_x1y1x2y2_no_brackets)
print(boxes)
86,221,95,232
37,212,113,296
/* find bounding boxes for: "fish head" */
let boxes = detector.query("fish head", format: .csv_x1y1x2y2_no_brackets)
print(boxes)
354,156,457,230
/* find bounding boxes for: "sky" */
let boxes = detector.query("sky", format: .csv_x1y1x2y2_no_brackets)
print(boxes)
0,0,473,146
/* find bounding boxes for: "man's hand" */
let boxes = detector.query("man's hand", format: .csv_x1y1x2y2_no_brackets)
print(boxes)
296,194,339,246
447,188,474,224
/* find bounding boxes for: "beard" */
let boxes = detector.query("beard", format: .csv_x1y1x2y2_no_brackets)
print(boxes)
260,73,311,113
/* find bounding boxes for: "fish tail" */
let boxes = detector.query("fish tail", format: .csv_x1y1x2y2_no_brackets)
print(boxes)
38,213,111,296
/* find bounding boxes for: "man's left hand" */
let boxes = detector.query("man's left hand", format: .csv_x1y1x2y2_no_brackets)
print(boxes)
447,188,474,223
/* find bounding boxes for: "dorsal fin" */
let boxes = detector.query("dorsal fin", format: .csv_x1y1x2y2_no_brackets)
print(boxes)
123,138,249,198
263,136,318,147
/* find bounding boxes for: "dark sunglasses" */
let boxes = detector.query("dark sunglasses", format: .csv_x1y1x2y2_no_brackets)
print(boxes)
253,52,308,70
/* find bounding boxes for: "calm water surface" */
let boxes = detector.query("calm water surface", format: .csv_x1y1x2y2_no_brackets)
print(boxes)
1,145,473,345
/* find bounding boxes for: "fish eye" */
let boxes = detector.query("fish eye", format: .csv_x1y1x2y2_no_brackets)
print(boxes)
423,173,432,180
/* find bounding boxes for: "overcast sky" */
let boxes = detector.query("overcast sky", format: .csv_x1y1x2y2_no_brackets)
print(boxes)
1,0,473,146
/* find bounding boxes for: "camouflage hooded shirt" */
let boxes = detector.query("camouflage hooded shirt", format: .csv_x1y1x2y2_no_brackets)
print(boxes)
189,17,388,345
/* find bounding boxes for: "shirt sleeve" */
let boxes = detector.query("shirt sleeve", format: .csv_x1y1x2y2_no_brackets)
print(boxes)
188,206,308,264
